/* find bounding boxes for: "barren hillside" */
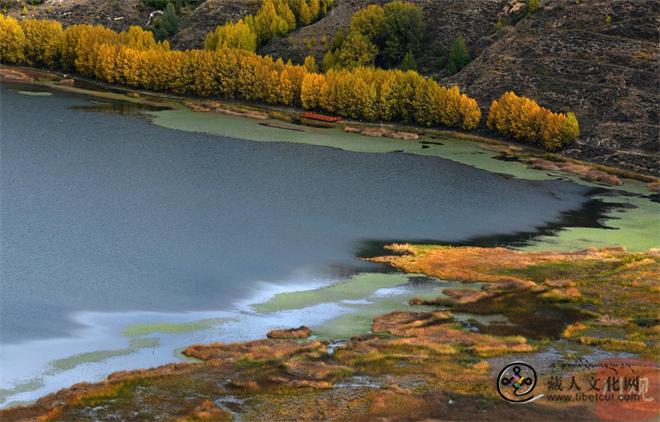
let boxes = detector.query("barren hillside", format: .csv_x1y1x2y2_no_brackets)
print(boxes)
449,0,659,174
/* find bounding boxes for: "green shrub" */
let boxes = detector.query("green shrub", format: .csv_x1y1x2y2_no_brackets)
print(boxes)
526,0,541,13
447,35,469,74
399,51,416,70
149,2,179,40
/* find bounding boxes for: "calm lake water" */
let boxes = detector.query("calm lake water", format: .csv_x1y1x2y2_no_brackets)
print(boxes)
0,83,598,403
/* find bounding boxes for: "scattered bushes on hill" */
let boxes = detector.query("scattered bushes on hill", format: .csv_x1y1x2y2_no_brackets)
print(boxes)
487,92,579,150
205,0,333,53
527,0,541,14
447,35,469,74
378,1,423,68
149,2,180,41
142,0,202,10
204,19,256,52
323,1,423,71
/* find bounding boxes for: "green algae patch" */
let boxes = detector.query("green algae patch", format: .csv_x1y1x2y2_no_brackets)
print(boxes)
0,378,44,405
17,90,52,96
313,299,428,340
524,194,660,252
313,294,451,340
252,273,412,313
148,108,419,154
121,317,231,337
128,337,160,349
312,312,377,339
50,349,134,372
46,338,161,374
148,106,569,184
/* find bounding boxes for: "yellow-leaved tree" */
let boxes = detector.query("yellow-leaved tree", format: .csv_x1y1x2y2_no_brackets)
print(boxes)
488,92,579,150
0,15,26,64
20,18,64,68
301,72,325,109
204,19,257,52
10,16,483,134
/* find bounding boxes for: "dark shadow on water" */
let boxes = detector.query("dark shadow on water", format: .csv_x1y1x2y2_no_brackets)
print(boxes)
493,153,519,162
355,188,630,259
70,101,168,115
258,122,306,132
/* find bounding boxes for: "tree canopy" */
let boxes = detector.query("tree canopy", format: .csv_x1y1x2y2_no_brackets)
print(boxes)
487,92,580,150
447,35,469,74
325,1,423,70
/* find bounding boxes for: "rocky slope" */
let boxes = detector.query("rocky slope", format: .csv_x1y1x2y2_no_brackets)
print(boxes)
8,0,659,174
170,0,259,49
449,0,660,175
258,0,509,76
12,0,257,42
21,0,151,31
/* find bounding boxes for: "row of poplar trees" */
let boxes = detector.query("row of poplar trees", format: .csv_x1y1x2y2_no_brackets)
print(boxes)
0,11,579,146
0,14,481,129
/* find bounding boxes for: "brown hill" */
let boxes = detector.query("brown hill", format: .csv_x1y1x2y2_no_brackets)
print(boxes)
448,0,659,175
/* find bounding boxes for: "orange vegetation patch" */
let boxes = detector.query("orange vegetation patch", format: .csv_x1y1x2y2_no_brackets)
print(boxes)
526,157,622,185
184,100,270,120
343,125,419,140
371,311,534,357
182,339,326,362
176,399,231,421
369,244,626,287
266,325,312,339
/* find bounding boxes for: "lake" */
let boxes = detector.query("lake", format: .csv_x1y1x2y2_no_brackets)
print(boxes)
0,83,603,404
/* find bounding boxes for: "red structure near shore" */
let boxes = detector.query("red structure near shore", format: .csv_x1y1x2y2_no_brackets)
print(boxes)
300,112,342,122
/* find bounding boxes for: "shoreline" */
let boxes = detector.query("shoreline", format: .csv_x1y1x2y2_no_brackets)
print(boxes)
0,181,634,408
2,246,657,421
2,64,657,187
